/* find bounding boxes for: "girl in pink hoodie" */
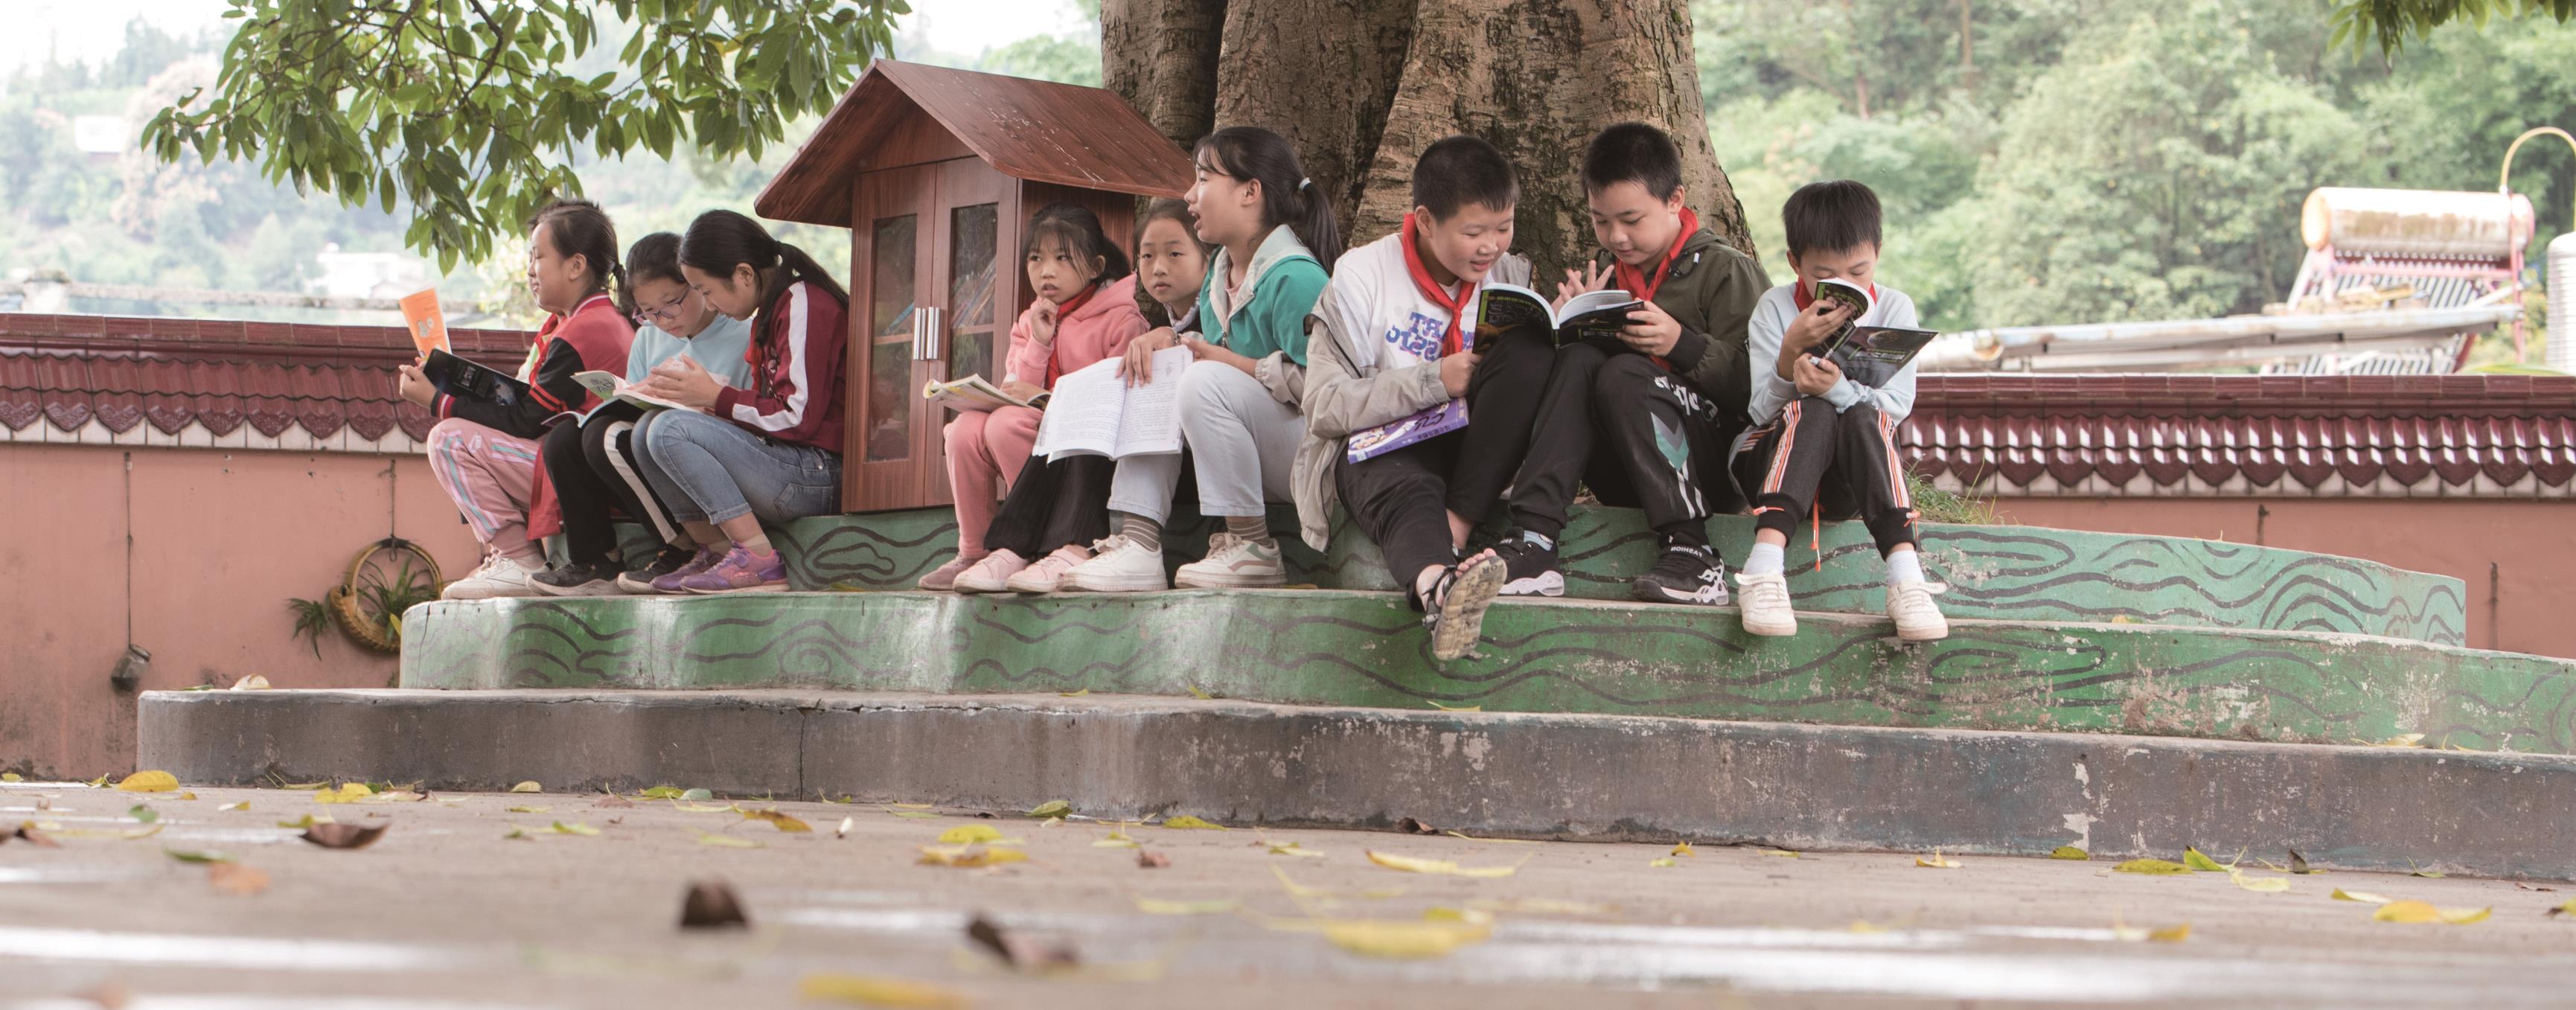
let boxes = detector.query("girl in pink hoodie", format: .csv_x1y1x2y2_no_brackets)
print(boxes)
927,204,1148,588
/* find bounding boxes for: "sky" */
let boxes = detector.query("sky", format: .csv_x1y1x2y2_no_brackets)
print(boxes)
3,0,1078,79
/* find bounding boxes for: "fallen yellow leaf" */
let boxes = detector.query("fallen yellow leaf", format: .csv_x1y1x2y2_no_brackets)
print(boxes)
549,821,598,836
1160,815,1226,831
0,773,19,782
674,802,736,813
796,973,966,1008
1466,898,1615,917
939,824,1004,846
1320,918,1492,959
2050,846,2089,860
1026,799,1071,819
2182,847,2230,872
511,781,543,793
2110,918,2191,942
114,770,179,793
1134,897,1240,915
2373,901,2488,924
697,832,761,848
275,814,333,829
1059,688,1090,697
1267,840,1325,858
918,845,1029,868
2331,889,2394,904
1916,849,1963,869
2373,733,2427,747
1760,848,1800,858
2228,870,2290,893
1425,700,1481,712
176,792,197,801
1365,850,1520,878
1094,837,1141,848
313,784,372,805
505,805,550,814
740,808,811,833
888,802,934,809
2115,859,2192,875
218,801,249,812
1669,841,1696,858
1649,857,1678,868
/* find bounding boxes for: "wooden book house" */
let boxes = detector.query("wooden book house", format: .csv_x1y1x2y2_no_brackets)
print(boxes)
755,60,1192,512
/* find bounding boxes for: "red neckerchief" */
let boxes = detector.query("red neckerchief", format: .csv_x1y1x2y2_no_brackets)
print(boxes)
1613,207,1698,303
1400,212,1477,357
1041,281,1100,388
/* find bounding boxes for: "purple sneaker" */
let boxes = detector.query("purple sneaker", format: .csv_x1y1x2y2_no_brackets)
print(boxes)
648,546,724,594
678,545,790,594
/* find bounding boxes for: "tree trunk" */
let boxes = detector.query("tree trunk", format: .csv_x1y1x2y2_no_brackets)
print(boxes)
1100,0,1230,150
1103,0,1754,280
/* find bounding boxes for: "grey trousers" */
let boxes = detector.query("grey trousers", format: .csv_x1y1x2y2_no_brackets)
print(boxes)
1108,359,1301,522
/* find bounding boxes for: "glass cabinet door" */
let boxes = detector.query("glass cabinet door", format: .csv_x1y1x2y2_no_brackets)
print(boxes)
945,202,1000,383
864,212,917,465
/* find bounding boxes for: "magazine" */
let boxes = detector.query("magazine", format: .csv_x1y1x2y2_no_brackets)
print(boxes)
422,349,528,406
1029,346,1194,461
1811,325,1940,374
923,374,1047,412
572,370,698,413
1346,397,1470,464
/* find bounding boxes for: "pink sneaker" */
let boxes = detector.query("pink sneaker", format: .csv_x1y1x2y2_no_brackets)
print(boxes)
916,553,986,592
647,546,725,594
1006,545,1092,593
951,549,1029,594
677,545,789,594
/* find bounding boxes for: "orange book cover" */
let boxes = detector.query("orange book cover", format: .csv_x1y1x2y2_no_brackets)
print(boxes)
400,289,448,359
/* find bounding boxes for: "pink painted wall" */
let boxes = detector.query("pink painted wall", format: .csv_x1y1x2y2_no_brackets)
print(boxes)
0,444,481,779
1997,497,2576,659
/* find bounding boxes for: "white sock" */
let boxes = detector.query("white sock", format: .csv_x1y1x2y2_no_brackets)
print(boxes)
1886,549,1925,586
1743,542,1785,576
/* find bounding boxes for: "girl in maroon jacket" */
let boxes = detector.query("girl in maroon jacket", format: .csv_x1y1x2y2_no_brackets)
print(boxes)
397,198,635,600
626,210,850,594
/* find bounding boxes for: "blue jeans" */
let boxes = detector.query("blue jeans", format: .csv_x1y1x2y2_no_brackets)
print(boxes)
633,409,841,525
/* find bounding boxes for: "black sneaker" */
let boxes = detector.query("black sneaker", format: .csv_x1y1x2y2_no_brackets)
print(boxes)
1490,533,1564,597
1633,543,1728,605
533,558,624,597
617,545,697,595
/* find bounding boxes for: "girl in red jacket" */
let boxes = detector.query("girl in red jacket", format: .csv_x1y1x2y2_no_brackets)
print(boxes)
624,210,850,594
921,203,1148,591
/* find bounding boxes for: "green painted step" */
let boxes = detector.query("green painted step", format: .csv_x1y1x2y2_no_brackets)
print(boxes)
399,589,2572,754
752,507,2465,645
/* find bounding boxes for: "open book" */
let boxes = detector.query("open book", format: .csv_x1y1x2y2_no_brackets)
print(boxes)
924,374,1046,413
1812,325,1940,374
423,349,527,406
1474,284,1643,350
1029,346,1195,462
572,369,697,413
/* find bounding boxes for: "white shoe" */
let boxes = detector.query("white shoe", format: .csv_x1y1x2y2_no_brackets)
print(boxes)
951,549,1029,594
1888,580,1950,642
1175,532,1286,589
442,554,543,600
1006,546,1090,593
1061,536,1169,592
1732,569,1797,637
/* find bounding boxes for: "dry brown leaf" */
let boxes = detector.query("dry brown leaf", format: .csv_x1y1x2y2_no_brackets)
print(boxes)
678,880,749,928
966,912,1077,971
1137,851,1172,869
595,793,636,809
73,982,130,1009
1393,816,1438,835
299,822,388,849
918,845,1028,869
6,823,60,848
206,862,269,896
740,808,812,833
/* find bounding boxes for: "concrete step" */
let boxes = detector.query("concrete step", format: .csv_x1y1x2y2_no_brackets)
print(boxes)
756,506,2468,644
399,589,2576,753
138,687,2576,880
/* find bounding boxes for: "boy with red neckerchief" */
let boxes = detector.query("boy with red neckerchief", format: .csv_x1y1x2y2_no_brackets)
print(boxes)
1300,135,1553,661
1727,179,1946,643
1492,123,1771,606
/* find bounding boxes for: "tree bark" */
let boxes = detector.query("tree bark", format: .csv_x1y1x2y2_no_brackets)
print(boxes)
1353,0,1752,279
1104,0,1755,280
1100,0,1230,150
1209,0,1419,231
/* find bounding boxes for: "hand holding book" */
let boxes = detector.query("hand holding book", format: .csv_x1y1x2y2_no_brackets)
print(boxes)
633,356,724,410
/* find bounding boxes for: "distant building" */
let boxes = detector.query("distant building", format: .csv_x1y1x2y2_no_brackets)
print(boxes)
71,115,127,163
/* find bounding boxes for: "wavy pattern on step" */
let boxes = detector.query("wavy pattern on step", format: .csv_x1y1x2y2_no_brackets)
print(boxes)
403,591,2576,755
762,508,2464,643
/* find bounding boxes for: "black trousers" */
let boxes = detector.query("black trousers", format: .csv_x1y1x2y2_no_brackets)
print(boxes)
1335,333,1553,582
1506,342,1742,549
540,401,680,564
1727,395,1917,556
984,452,1115,557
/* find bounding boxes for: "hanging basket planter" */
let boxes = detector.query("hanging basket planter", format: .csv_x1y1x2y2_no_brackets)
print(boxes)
291,538,444,656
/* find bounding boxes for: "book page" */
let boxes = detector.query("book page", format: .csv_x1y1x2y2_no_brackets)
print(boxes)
1559,289,1640,320
1110,346,1195,458
573,370,620,400
1032,359,1125,460
1474,284,1553,348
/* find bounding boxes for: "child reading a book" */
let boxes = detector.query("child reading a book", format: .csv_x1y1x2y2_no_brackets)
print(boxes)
939,199,1213,594
1298,135,1555,661
1057,127,1338,592
396,198,636,600
928,204,1148,591
1729,179,1946,641
620,210,849,594
526,231,757,595
1492,122,1771,605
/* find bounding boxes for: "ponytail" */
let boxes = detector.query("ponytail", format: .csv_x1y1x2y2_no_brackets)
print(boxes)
1195,127,1343,269
680,210,851,326
528,197,625,313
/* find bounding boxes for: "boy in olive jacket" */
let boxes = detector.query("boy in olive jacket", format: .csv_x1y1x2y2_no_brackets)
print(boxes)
1492,122,1771,604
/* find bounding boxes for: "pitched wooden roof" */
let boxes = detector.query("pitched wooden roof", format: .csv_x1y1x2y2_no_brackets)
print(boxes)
756,60,1192,228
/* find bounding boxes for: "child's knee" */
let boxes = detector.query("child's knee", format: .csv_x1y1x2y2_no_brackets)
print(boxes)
1177,359,1247,425
943,412,987,458
426,417,482,450
1595,354,1663,391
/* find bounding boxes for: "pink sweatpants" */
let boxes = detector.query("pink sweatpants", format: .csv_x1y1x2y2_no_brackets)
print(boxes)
943,405,1041,556
426,417,545,563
